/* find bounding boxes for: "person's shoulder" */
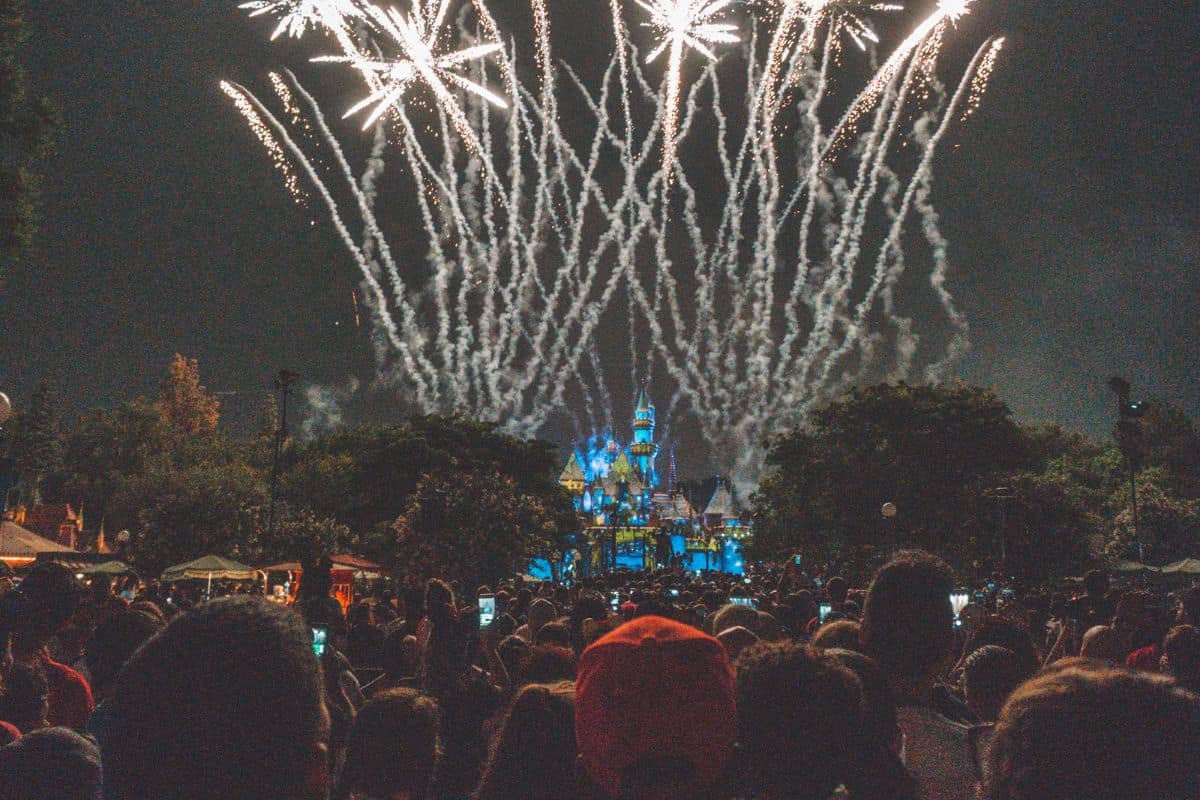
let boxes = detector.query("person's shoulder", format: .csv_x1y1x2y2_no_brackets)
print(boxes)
0,720,20,746
41,654,86,682
898,705,972,738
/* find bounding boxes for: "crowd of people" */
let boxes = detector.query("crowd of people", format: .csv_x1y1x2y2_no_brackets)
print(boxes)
1,551,1199,799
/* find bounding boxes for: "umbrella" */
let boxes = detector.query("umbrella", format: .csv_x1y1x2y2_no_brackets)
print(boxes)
161,555,260,597
1161,558,1200,575
82,561,135,576
1110,559,1160,574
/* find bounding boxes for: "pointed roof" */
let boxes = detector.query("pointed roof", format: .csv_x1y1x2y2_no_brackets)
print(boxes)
635,385,652,413
610,451,635,481
161,555,258,583
559,453,585,484
704,481,737,519
0,520,78,560
652,492,696,521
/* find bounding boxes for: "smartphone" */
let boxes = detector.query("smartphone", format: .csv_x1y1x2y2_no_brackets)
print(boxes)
478,594,496,627
792,554,803,566
949,592,970,618
610,591,620,612
669,588,680,598
743,577,752,585
731,596,755,608
311,626,328,658
819,603,832,622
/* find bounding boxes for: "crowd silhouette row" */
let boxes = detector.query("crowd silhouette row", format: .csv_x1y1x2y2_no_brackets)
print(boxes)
1,551,1199,799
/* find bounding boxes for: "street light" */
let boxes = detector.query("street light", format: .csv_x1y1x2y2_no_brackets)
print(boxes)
1109,376,1144,561
982,486,1017,572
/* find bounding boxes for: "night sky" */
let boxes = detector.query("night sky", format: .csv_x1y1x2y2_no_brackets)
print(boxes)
3,0,1197,463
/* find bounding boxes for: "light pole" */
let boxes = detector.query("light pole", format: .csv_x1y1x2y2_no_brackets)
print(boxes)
1109,377,1145,562
982,486,1016,573
267,370,297,540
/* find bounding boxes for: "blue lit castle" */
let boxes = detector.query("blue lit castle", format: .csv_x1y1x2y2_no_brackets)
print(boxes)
556,386,749,575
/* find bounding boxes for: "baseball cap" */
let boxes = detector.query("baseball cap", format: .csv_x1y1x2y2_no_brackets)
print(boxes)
575,615,736,798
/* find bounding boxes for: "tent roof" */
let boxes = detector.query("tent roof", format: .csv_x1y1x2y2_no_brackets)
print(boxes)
161,555,258,582
0,520,78,559
1110,559,1161,573
82,561,135,576
260,555,383,575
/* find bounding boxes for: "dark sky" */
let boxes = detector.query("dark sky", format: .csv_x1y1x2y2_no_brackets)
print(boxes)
3,0,1197,462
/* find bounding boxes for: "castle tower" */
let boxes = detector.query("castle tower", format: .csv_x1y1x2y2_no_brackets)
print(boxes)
558,452,586,495
628,385,659,489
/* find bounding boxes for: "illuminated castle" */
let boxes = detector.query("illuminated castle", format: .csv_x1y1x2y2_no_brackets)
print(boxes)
557,387,748,569
544,387,748,576
558,386,664,527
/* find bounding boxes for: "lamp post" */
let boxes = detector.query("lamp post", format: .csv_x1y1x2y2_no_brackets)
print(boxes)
982,486,1016,573
267,370,297,541
1109,377,1144,562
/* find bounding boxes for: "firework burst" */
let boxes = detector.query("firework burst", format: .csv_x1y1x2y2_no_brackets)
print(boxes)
313,1,506,161
239,0,363,40
636,0,739,174
227,0,1002,487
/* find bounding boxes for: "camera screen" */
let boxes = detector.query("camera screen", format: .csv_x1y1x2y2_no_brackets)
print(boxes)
311,626,328,658
478,596,496,627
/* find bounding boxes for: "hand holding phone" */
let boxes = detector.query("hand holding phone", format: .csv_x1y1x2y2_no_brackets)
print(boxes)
311,626,328,658
478,594,496,627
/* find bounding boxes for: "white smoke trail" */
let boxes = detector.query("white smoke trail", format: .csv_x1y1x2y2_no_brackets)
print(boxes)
227,0,1003,487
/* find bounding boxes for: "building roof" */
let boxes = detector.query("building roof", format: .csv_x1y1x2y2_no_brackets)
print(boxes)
559,453,586,484
610,452,635,482
0,520,79,559
652,492,696,521
704,482,738,519
635,385,652,414
18,503,80,544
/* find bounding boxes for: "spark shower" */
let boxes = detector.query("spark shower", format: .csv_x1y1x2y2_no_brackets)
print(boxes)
225,0,1004,487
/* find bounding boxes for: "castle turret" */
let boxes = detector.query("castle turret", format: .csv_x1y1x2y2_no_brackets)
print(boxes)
558,453,586,495
629,385,659,489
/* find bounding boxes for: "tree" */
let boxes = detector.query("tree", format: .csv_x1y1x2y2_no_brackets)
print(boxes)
122,462,266,574
992,472,1097,582
52,399,172,534
393,470,574,590
157,354,220,437
750,383,1034,577
1104,469,1200,564
282,414,571,542
1137,401,1200,500
0,0,57,282
246,501,349,566
6,382,62,505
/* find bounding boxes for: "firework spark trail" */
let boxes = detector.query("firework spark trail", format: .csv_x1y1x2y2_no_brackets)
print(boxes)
221,81,306,202
796,27,937,389
224,81,432,402
281,71,441,402
228,0,1001,485
822,36,999,390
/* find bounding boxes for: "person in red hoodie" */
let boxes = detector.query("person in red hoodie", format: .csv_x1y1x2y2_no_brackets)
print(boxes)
575,615,737,800
3,563,94,729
